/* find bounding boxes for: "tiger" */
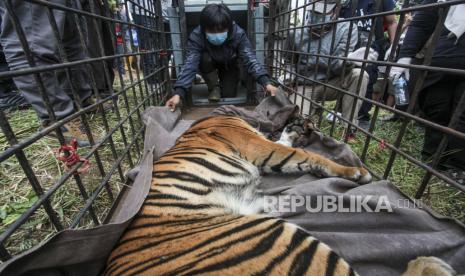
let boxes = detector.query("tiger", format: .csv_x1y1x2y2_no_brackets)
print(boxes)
105,115,447,276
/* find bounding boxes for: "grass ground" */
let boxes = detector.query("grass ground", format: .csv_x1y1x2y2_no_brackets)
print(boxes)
0,82,147,257
0,88,464,259
316,106,465,223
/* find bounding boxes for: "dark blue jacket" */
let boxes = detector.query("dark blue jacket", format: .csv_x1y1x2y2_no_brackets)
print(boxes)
173,22,270,100
399,0,465,62
398,0,465,90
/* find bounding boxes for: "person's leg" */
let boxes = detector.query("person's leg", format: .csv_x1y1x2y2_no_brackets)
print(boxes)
0,0,97,145
82,0,114,95
446,80,465,170
135,14,156,84
61,3,92,105
199,52,221,101
419,79,454,166
0,47,28,110
422,79,465,170
341,68,369,126
115,43,125,76
218,59,239,98
293,78,340,116
0,46,13,98
0,0,74,120
357,65,378,121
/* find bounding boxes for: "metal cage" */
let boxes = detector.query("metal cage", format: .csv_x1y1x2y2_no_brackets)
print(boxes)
0,0,464,264
0,0,171,261
265,0,465,221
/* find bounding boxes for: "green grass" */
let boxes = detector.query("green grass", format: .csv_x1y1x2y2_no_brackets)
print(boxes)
0,83,147,257
316,106,465,223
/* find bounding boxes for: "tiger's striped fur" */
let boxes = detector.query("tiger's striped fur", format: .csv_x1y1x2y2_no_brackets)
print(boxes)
105,115,372,276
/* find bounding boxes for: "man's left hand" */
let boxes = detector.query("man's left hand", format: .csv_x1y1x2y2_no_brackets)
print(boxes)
265,84,278,96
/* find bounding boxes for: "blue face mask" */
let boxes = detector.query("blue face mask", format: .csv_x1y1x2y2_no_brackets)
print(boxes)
206,31,228,46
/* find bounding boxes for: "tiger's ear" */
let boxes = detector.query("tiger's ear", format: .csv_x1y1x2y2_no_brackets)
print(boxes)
402,256,456,276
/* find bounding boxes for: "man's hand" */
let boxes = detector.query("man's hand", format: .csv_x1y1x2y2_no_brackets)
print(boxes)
165,95,181,112
347,47,379,67
389,57,412,80
265,84,278,96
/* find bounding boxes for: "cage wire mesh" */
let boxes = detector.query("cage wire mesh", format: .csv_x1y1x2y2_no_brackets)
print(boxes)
0,0,464,262
266,0,465,222
0,0,171,260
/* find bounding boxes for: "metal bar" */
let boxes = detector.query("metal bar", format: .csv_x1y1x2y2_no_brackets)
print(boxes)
383,6,449,179
268,49,465,76
0,66,166,164
0,84,159,245
71,126,145,228
269,65,465,141
266,0,276,82
343,0,381,143
272,0,465,24
415,88,465,198
86,0,131,195
21,0,160,34
282,86,465,192
0,50,165,80
44,5,101,226
177,0,188,61
360,11,407,162
0,110,64,231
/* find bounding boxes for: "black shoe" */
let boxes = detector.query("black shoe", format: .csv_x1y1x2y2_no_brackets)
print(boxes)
0,92,29,111
208,87,222,102
381,114,402,122
358,119,370,131
443,168,465,185
82,97,113,113
357,113,371,122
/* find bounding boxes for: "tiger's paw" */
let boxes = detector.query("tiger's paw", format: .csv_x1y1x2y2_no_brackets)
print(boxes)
351,167,372,184
403,256,456,276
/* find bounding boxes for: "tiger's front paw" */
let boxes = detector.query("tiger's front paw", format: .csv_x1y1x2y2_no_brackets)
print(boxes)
350,167,372,184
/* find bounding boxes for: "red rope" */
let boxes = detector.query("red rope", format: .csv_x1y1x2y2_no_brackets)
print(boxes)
56,139,90,175
379,139,387,151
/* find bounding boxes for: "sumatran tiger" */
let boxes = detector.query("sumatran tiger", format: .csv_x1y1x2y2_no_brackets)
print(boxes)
104,115,372,275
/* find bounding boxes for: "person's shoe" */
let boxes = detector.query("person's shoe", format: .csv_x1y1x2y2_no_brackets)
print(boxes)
441,167,465,185
204,71,221,102
325,111,342,122
82,97,113,113
358,119,370,131
46,118,102,147
381,114,402,122
357,113,371,122
0,92,30,111
208,86,222,102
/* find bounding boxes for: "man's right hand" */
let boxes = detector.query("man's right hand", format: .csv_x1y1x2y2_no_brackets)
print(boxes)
389,57,412,80
165,95,181,112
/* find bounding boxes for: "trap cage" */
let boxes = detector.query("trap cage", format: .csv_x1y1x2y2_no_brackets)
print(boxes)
0,0,464,265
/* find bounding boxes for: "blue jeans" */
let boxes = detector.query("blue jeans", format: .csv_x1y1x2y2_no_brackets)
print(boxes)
115,44,125,76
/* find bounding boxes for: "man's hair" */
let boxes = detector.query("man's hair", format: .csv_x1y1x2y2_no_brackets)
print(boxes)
200,4,233,32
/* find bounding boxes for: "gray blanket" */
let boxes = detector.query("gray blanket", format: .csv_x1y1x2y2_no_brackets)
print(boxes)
1,92,464,276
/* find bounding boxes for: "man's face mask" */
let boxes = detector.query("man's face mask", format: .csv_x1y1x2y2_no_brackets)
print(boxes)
206,31,228,46
307,12,332,25
306,10,334,38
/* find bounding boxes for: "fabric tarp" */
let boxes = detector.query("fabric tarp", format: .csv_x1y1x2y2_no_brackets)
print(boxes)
1,92,464,276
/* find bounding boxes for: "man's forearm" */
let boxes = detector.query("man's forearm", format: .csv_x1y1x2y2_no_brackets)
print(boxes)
386,18,398,44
